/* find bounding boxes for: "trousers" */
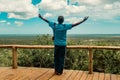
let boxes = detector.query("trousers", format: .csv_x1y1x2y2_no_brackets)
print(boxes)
54,45,66,73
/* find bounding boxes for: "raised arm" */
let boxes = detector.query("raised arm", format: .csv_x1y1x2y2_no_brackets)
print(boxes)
38,14,49,23
72,16,89,27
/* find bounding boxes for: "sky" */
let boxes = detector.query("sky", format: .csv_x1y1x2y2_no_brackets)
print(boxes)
0,0,120,34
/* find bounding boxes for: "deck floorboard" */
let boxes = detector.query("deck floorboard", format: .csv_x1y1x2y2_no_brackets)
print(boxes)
0,67,119,80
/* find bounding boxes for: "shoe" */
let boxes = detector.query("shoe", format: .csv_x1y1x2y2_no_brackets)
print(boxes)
56,72,62,75
54,71,62,75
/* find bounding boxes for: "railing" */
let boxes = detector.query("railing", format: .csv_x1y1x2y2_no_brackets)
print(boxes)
0,45,120,74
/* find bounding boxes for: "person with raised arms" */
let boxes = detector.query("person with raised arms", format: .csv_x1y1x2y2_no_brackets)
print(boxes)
38,14,88,75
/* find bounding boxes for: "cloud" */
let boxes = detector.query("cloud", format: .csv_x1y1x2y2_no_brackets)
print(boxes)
0,20,6,23
102,1,120,19
38,0,120,23
104,1,120,10
0,20,11,25
43,13,53,18
78,0,101,5
102,0,120,4
0,0,119,23
66,5,86,14
14,21,23,26
0,0,38,19
7,22,11,25
39,0,87,17
104,4,113,9
39,0,66,11
66,17,83,23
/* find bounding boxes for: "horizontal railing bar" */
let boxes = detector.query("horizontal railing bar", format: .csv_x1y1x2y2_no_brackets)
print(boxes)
0,45,120,50
16,45,54,49
0,45,13,48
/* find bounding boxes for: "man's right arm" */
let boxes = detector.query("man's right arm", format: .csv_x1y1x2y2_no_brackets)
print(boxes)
38,14,49,23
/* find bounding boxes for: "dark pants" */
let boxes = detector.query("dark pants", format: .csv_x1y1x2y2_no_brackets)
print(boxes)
54,45,66,73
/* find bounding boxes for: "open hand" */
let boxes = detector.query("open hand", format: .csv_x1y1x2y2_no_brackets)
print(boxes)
83,16,89,21
38,14,42,18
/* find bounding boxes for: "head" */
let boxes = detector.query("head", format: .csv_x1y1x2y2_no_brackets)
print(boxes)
57,16,64,24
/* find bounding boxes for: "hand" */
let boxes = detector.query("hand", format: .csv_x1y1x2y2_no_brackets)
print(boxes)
38,14,42,18
83,16,89,21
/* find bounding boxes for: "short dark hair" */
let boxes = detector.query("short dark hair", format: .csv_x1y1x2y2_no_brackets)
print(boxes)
58,16,64,24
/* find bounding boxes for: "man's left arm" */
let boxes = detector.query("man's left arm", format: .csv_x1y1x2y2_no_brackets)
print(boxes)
72,16,89,27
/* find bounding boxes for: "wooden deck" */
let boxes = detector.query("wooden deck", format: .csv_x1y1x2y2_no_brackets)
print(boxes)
0,67,119,80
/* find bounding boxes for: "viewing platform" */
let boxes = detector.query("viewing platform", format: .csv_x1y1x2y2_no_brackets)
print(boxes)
0,45,120,80
0,67,120,80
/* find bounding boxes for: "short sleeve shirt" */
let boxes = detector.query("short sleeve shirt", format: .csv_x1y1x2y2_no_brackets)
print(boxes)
49,21,72,46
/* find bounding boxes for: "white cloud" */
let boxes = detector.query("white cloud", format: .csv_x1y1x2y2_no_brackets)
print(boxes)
7,22,11,25
66,17,83,23
39,0,66,11
113,1,120,9
0,20,6,23
78,0,101,5
65,5,86,15
43,13,53,18
39,0,87,17
0,20,11,25
102,1,120,20
0,0,119,22
15,21,23,26
0,0,38,19
104,4,113,9
39,0,120,23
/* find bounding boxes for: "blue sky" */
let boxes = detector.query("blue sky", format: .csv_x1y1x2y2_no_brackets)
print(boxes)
0,0,120,34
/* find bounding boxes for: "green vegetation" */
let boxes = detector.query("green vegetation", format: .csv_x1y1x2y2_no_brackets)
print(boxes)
0,34,120,74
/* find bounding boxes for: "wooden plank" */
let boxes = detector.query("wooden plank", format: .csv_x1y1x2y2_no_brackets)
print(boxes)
25,68,49,80
86,73,94,80
0,68,20,79
99,73,105,80
1,68,27,80
0,68,14,79
93,72,99,80
0,67,9,74
67,70,79,80
73,71,84,80
12,67,31,80
79,71,88,80
117,75,120,80
105,73,110,80
111,74,117,80
17,68,40,80
18,68,49,80
0,67,120,80
36,69,54,80
49,70,73,80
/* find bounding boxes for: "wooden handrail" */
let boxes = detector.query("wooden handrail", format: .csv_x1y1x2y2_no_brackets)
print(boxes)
0,45,120,74
0,45,120,49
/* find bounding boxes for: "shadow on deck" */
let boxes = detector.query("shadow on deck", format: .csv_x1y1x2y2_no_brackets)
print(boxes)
0,67,120,80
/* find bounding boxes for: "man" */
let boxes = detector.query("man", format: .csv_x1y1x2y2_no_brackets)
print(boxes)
38,14,88,75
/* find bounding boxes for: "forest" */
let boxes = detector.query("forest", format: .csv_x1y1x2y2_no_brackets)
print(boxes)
0,34,120,74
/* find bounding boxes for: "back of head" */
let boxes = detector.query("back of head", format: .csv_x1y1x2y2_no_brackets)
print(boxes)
58,16,64,24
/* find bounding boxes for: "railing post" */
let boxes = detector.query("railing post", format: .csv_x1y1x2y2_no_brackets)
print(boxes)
12,46,17,69
88,48,93,74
